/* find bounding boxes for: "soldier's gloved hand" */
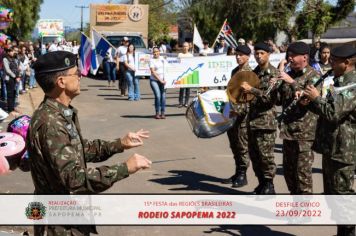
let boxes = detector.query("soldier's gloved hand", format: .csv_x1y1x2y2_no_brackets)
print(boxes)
125,153,152,174
121,129,150,149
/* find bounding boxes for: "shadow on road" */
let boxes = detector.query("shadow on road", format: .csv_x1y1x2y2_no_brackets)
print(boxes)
275,164,322,176
204,225,296,236
121,113,185,119
150,170,250,194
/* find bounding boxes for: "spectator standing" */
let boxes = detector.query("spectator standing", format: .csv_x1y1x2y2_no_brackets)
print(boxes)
117,37,129,96
72,40,79,56
27,45,38,89
149,47,166,119
0,45,6,101
3,47,21,116
178,42,193,107
103,47,117,87
48,41,58,52
199,40,213,56
214,37,228,53
18,45,30,93
124,43,140,101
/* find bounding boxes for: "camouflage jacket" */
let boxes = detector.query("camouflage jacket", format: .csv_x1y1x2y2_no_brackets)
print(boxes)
248,63,279,130
27,97,129,194
277,65,320,140
231,63,252,125
309,69,356,163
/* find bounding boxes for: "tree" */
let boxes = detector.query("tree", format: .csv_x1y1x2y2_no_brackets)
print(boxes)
180,0,299,43
0,0,43,40
140,0,178,42
295,0,355,41
180,0,354,44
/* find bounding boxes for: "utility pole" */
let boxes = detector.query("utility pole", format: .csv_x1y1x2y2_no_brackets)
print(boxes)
75,5,89,32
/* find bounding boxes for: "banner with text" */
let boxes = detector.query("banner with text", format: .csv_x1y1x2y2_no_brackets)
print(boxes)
1,195,355,225
134,53,285,88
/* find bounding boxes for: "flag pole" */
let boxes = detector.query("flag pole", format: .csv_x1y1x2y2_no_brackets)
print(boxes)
211,19,227,49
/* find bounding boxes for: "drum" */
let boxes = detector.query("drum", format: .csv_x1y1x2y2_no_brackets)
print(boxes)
0,132,26,175
7,115,31,172
186,90,236,138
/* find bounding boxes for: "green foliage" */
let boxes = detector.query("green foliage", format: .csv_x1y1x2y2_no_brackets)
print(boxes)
0,0,43,40
66,31,81,43
295,0,355,40
140,0,177,41
181,0,299,43
181,0,354,43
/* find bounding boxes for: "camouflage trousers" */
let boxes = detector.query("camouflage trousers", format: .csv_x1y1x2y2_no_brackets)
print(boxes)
322,155,355,236
227,120,249,172
248,129,276,180
322,154,355,194
283,140,314,194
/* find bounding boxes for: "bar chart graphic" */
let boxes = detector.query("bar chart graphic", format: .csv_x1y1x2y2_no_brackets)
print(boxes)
172,63,204,86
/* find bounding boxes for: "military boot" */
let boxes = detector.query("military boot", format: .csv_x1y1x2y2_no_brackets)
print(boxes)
232,170,247,188
260,180,275,194
253,177,265,194
221,174,236,184
337,226,355,236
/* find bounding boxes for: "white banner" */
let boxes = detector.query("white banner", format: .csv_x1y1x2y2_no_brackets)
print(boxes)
134,53,285,88
135,52,152,77
1,195,355,225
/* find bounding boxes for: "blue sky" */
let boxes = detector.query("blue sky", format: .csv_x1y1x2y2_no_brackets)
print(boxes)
39,0,110,28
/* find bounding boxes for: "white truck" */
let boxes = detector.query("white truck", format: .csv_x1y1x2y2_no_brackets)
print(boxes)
37,19,64,46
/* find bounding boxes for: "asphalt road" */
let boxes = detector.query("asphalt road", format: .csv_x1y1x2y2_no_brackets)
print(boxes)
0,76,340,235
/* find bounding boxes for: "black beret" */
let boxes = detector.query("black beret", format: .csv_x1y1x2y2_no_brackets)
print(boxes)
287,42,309,55
331,45,356,59
254,42,271,53
235,45,251,55
33,51,77,74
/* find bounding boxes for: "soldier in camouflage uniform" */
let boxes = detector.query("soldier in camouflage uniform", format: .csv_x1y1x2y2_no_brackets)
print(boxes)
223,45,252,188
27,51,152,236
275,42,320,194
304,45,356,236
240,42,279,194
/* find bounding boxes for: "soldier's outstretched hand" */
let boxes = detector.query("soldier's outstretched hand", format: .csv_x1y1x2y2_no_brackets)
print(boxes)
121,129,150,149
125,153,152,174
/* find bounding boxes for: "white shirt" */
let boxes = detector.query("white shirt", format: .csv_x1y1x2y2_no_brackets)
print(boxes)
72,45,79,54
149,56,165,81
159,44,167,53
117,45,127,62
124,53,135,71
199,47,213,56
106,48,116,63
178,52,193,58
48,44,58,52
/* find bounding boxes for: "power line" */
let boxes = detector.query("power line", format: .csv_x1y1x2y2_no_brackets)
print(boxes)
75,5,89,31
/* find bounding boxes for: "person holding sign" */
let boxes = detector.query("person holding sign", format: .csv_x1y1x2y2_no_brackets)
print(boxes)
178,42,193,108
149,47,167,119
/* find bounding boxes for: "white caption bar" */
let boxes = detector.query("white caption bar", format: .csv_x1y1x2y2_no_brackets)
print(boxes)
0,195,355,225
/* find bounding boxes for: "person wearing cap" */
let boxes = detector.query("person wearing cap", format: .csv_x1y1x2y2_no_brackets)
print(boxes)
237,38,245,46
27,51,152,236
116,37,130,96
223,45,252,188
240,42,279,194
274,41,320,194
214,37,228,54
303,44,356,236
